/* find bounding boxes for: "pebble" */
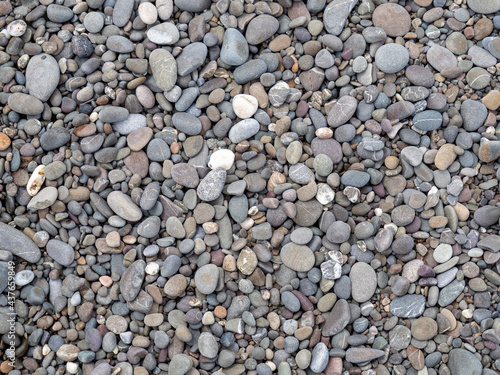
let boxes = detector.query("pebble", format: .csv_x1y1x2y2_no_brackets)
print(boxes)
375,43,410,73
350,262,377,303
46,239,75,266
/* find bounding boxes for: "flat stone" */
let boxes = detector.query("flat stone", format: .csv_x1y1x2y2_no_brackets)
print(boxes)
107,191,143,221
245,15,279,45
438,279,465,307
195,264,219,294
228,119,260,143
323,0,358,36
375,43,409,73
346,348,385,364
149,49,177,92
322,299,350,336
8,93,44,115
197,168,226,201
350,262,377,303
448,349,483,375
390,294,426,318
373,3,411,37
26,54,60,102
46,239,75,266
327,96,357,128
120,260,145,302
426,45,457,72
280,243,315,272
0,222,41,263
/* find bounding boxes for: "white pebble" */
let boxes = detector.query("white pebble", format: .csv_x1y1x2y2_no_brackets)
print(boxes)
232,94,258,119
208,149,235,170
26,165,46,196
138,2,158,24
468,248,483,258
66,362,79,374
146,262,160,275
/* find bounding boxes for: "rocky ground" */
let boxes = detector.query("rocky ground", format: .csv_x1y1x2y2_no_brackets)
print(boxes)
1,0,500,374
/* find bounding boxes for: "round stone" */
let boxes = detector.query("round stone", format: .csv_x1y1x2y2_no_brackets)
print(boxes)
195,264,219,295
375,43,409,73
433,244,453,263
373,3,411,37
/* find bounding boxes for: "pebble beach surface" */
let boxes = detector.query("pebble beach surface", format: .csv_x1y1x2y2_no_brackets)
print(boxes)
1,0,500,375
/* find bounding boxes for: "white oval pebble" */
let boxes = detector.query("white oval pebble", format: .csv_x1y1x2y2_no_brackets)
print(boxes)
138,2,158,24
26,164,46,196
468,248,483,258
433,243,453,263
14,270,35,286
232,94,259,119
208,149,235,170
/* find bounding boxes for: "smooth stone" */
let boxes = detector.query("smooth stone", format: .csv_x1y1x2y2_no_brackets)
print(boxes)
198,333,218,359
28,186,58,210
46,239,75,266
47,4,74,22
426,45,457,72
220,28,249,66
174,0,210,12
195,264,219,295
228,119,260,143
468,0,500,14
120,260,145,302
26,54,60,102
176,42,208,76
147,22,179,45
322,299,350,336
372,3,411,37
171,163,199,188
438,280,465,307
114,114,147,135
390,294,426,318
172,112,202,135
197,168,226,201
0,222,41,263
350,262,377,303
8,93,44,115
447,349,483,375
107,191,143,221
327,96,357,127
149,48,177,92
137,216,161,238
310,343,329,373
99,107,129,123
232,94,258,119
245,15,279,45
323,0,358,36
375,43,409,73
345,348,385,364
280,243,315,272
474,206,500,227
113,0,134,26
106,35,135,53
413,110,442,131
341,170,370,188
